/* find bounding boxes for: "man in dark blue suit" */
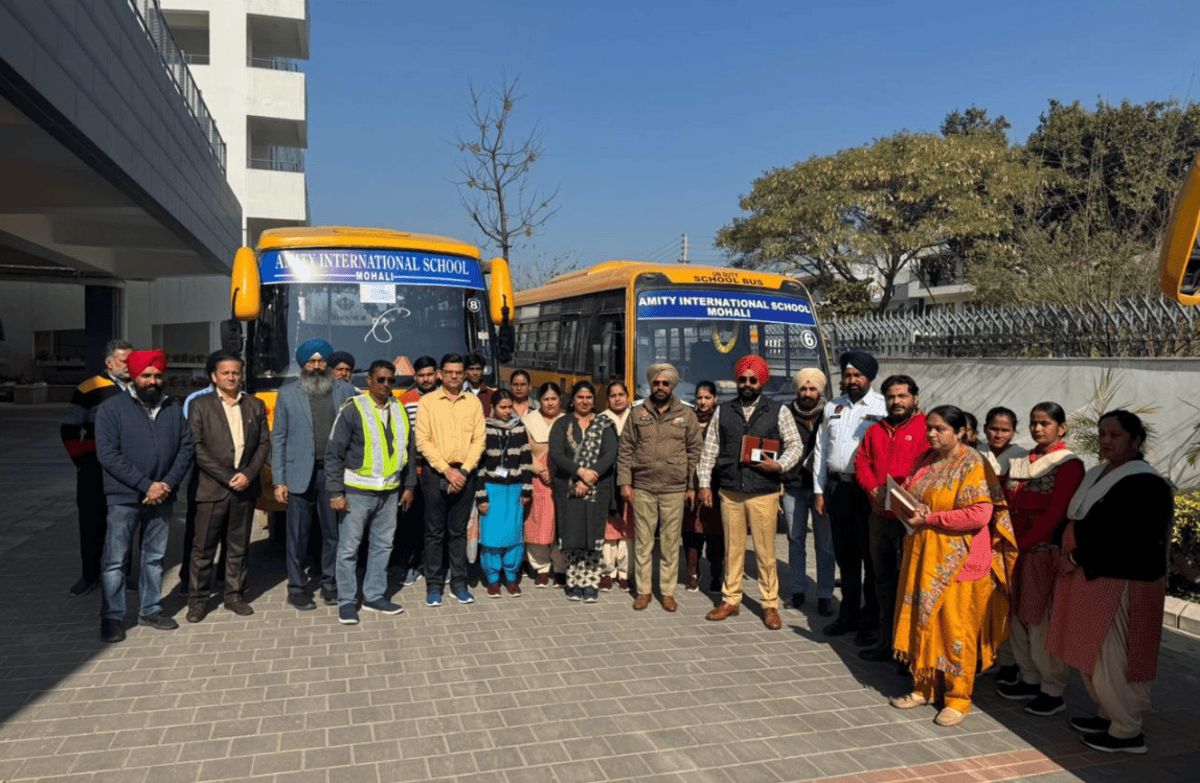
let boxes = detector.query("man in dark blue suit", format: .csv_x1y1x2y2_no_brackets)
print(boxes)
271,339,357,610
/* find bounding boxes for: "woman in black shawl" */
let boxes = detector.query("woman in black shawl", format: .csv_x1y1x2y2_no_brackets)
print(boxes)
549,380,618,602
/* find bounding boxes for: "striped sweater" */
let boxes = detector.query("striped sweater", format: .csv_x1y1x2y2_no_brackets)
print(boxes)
60,372,124,463
475,419,534,504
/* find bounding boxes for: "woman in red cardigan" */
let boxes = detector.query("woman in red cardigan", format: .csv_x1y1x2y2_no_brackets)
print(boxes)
996,402,1084,718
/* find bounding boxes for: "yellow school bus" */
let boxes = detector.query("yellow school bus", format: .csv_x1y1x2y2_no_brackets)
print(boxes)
507,261,829,402
227,226,515,508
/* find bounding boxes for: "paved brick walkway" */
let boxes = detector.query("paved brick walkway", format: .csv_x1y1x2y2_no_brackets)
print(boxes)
1,403,1198,783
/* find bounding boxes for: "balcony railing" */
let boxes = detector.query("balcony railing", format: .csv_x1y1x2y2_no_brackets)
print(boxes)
248,146,305,173
125,0,226,171
247,56,300,72
182,52,210,65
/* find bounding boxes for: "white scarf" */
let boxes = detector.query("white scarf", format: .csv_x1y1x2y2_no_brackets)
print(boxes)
522,409,562,444
601,407,630,436
1066,459,1162,521
982,443,1028,478
1007,447,1081,482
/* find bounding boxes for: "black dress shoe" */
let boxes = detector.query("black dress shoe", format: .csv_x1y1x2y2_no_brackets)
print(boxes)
288,593,317,611
854,627,880,647
859,646,893,662
817,598,834,617
69,577,97,597
138,612,179,631
320,586,338,606
100,619,125,643
823,617,858,636
790,593,805,609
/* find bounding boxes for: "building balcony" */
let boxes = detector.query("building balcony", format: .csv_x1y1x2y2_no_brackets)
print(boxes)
246,167,307,221
247,67,306,122
247,4,309,61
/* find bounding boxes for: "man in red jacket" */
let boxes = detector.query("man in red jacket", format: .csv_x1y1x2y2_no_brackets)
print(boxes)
854,374,929,660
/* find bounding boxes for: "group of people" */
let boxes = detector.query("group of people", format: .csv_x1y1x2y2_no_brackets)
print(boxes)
61,340,1173,755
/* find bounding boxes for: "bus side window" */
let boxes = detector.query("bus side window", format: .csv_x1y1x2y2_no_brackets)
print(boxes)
593,317,622,383
559,316,580,374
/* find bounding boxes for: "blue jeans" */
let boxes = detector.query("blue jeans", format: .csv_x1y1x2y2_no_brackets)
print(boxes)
286,465,337,595
336,489,398,606
782,486,835,599
100,502,172,620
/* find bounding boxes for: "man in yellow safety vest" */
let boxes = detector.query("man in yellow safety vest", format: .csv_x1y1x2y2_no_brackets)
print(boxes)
325,360,417,625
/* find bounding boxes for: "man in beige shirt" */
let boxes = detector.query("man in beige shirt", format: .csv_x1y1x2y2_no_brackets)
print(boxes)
415,353,485,607
186,354,270,622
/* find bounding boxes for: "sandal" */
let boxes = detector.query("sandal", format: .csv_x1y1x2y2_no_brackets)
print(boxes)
934,707,967,726
889,692,931,710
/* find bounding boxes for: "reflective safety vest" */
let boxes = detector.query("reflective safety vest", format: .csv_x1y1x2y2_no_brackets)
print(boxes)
344,396,409,491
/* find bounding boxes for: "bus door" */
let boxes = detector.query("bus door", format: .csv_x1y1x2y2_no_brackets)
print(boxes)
592,315,623,386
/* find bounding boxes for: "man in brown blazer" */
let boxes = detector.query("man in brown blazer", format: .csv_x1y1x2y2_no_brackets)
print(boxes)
186,353,270,622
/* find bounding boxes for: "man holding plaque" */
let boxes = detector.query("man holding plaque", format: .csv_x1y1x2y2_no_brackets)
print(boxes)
855,374,928,661
697,355,802,630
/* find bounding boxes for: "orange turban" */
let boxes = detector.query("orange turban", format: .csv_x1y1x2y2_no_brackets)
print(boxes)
735,355,769,384
126,350,167,378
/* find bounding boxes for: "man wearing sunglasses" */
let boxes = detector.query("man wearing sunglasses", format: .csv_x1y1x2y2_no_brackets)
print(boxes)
325,360,417,624
697,355,803,630
617,363,702,612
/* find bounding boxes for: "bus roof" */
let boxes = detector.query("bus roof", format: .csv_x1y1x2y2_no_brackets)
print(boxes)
517,261,808,304
256,226,481,259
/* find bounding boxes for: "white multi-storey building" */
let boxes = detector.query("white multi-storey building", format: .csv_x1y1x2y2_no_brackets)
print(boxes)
149,0,310,360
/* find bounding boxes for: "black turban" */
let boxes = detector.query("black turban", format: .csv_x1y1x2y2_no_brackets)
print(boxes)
839,349,878,381
328,351,356,371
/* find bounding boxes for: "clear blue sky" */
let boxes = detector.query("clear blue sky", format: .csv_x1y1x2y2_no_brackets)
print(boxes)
306,0,1199,270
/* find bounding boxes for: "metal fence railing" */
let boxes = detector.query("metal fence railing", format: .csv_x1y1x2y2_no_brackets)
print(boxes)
125,0,226,171
246,56,300,72
825,296,1200,359
248,146,305,173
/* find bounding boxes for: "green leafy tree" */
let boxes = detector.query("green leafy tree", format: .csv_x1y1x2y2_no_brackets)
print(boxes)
717,130,1040,312
968,99,1200,306
817,279,873,320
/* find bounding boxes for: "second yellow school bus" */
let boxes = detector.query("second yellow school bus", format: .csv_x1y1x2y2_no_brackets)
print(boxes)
508,261,829,402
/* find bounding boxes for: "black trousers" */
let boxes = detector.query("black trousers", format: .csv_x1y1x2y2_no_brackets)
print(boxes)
190,494,254,601
179,476,228,588
826,477,877,626
75,456,108,584
868,512,906,649
390,487,426,571
420,468,475,594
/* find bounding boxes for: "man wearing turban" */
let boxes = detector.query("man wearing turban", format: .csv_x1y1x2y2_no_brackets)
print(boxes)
271,339,358,610
696,355,804,630
812,349,886,642
328,351,356,383
616,363,702,612
780,367,837,617
94,349,194,643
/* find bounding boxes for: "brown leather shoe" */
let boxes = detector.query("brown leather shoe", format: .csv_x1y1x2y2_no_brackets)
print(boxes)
662,595,677,612
705,603,740,621
223,599,254,616
632,593,652,610
763,608,782,630
185,602,205,623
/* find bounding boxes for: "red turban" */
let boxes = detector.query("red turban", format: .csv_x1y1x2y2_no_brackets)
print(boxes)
735,355,769,384
127,350,167,378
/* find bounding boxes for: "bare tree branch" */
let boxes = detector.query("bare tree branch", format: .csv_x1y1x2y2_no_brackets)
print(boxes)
452,76,560,263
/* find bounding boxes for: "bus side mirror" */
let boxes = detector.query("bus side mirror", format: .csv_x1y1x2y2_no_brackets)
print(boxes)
1160,150,1200,306
231,246,262,320
486,256,516,362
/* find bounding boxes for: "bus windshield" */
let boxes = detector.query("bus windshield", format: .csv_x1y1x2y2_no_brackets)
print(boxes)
633,286,824,401
247,248,496,388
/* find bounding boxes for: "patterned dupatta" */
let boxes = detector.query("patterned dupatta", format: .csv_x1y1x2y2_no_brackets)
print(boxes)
566,414,613,502
894,445,1018,677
